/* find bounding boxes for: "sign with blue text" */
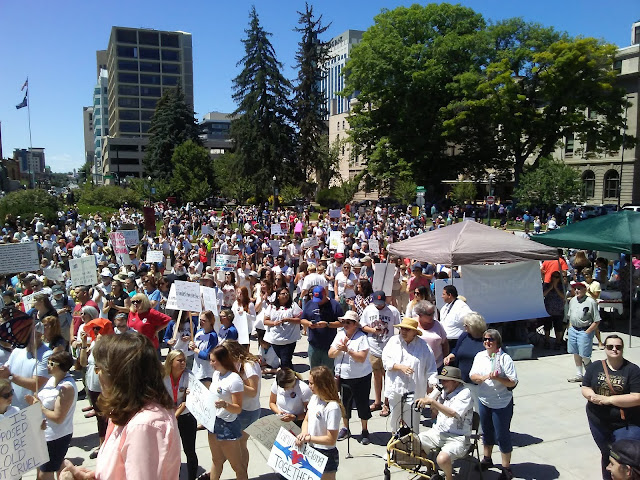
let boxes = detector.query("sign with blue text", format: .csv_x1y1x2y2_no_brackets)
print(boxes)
268,427,327,480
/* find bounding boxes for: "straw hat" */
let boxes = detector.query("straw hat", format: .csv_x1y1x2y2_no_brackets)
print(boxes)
394,317,422,335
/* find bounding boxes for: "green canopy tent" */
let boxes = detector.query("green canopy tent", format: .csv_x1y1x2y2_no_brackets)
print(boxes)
531,210,640,345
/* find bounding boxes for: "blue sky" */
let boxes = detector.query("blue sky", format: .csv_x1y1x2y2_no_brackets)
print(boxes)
0,0,637,173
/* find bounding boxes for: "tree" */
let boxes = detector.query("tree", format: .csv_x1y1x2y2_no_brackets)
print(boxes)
279,184,302,205
393,179,417,205
213,153,254,204
293,3,331,184
0,189,61,223
170,140,216,203
231,6,296,200
144,85,202,181
450,182,477,205
513,157,582,208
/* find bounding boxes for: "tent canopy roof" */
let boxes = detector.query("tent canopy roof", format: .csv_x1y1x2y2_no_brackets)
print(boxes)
387,221,558,265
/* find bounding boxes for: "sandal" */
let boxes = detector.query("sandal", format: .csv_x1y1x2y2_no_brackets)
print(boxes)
370,403,382,412
380,405,390,417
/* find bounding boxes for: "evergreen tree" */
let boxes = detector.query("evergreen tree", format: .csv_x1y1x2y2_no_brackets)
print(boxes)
293,3,331,184
143,84,202,180
231,6,296,200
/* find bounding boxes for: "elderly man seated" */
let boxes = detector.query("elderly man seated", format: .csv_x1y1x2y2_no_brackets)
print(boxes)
415,366,473,480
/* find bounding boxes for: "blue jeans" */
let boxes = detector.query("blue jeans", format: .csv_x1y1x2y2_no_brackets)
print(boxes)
588,416,640,479
272,342,296,370
478,399,514,453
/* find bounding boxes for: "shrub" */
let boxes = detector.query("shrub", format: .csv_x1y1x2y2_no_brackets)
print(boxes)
316,187,342,209
77,185,142,209
0,189,61,223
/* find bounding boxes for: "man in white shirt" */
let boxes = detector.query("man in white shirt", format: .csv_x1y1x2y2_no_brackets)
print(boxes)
440,285,472,350
301,264,328,300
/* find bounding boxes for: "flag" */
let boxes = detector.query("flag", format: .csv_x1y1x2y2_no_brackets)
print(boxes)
15,94,27,110
21,78,28,91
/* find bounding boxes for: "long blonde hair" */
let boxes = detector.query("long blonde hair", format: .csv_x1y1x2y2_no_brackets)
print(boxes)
163,349,186,378
309,366,346,417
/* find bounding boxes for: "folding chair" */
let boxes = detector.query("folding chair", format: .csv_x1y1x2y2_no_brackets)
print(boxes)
458,411,484,480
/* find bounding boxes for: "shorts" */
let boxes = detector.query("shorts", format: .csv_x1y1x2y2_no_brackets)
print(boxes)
316,447,339,473
40,433,72,472
212,416,243,441
418,429,469,461
567,326,594,358
369,354,384,372
238,408,261,430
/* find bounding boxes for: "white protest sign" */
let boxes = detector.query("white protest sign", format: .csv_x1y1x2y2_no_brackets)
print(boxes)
109,232,130,266
0,243,39,274
201,225,210,236
174,280,202,313
117,229,139,247
43,267,63,282
328,231,341,250
165,284,178,312
372,263,395,296
185,373,216,432
69,256,97,287
329,209,341,219
271,224,284,236
215,255,238,272
268,427,327,480
200,286,218,313
0,404,49,479
301,237,318,249
145,250,164,264
21,293,36,312
269,240,281,257
234,311,250,344
369,239,380,254
245,415,301,453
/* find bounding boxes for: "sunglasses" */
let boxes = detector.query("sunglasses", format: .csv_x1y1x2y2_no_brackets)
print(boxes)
47,361,59,368
131,300,142,305
606,344,623,351
483,337,496,343
341,320,355,325
0,390,14,399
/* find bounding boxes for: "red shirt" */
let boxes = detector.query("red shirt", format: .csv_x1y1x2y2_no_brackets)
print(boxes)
72,300,99,337
128,309,171,348
541,258,568,283
408,275,430,301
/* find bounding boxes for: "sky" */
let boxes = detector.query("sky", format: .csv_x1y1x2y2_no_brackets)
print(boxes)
0,0,637,173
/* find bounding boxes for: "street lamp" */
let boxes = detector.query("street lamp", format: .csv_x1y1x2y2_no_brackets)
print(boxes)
147,176,152,205
618,96,632,209
272,175,277,211
487,173,496,226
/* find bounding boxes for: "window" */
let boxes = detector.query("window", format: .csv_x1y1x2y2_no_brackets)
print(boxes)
565,133,574,156
94,88,100,95
139,62,161,72
141,98,157,109
582,170,595,199
119,110,140,121
104,127,109,135
95,128,101,136
116,29,137,43
613,60,622,73
140,74,161,85
118,85,139,96
162,75,179,86
604,170,620,198
94,97,101,106
161,33,179,47
140,86,161,97
91,110,97,117
138,31,159,46
342,120,345,129
162,63,180,74
140,110,154,121
635,25,640,45
110,144,138,152
141,122,150,133
120,122,141,133
337,122,340,131
118,72,139,83
139,48,160,60
117,46,137,58
94,118,101,126
118,60,138,71
162,49,179,61
118,97,139,108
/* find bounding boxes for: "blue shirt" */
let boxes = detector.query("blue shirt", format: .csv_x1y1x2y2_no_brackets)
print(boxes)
218,324,238,342
301,299,343,350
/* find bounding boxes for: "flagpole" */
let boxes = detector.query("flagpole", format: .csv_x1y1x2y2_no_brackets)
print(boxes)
25,77,34,189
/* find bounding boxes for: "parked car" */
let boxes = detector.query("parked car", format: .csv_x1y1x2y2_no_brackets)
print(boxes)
580,205,607,219
623,205,640,213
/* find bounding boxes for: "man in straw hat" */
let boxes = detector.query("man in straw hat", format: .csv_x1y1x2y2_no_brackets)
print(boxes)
381,316,436,432
415,366,474,480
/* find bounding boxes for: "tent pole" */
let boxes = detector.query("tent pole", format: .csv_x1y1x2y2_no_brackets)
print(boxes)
630,257,633,348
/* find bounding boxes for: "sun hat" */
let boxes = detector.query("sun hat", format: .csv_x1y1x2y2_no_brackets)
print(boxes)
338,310,360,323
436,366,464,383
393,317,422,335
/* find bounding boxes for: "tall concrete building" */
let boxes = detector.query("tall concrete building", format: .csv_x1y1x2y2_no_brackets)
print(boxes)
92,69,109,184
101,26,194,184
200,112,235,158
82,106,94,169
322,30,363,117
13,148,45,177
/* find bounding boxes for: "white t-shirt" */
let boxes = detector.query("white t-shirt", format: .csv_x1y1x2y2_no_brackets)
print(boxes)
331,329,372,379
241,361,262,412
335,271,357,298
270,380,312,416
192,329,216,380
39,374,77,441
263,303,303,345
307,395,341,450
210,370,244,422
302,273,328,293
360,304,401,357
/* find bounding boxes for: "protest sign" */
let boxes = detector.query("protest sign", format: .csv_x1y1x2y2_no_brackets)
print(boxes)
271,224,284,236
201,225,210,236
245,415,301,452
185,373,216,433
200,286,218,313
269,240,281,257
328,231,341,250
69,256,97,287
165,284,178,312
42,267,63,282
368,239,380,254
174,280,202,313
143,207,156,233
116,229,139,247
301,237,318,249
329,209,341,219
215,255,238,272
0,243,39,275
108,232,130,266
345,225,355,235
372,263,395,296
294,222,304,234
0,404,49,479
145,250,164,264
268,427,327,480
234,311,251,344
21,293,36,312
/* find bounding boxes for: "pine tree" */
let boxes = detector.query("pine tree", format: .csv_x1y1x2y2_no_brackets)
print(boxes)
231,6,296,200
293,3,331,186
143,84,202,180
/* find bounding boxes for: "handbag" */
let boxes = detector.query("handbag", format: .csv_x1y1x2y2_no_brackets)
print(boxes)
601,360,626,421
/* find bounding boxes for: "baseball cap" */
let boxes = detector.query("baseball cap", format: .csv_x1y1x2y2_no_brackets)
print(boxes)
311,286,325,303
372,291,386,306
611,439,640,469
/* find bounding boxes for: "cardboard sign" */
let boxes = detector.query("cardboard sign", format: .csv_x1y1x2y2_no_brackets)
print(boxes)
372,263,394,296
0,404,49,479
245,415,301,452
200,286,219,314
294,222,304,234
143,207,156,233
269,240,281,257
145,250,164,264
174,280,202,313
234,311,251,344
268,427,327,480
201,225,210,236
369,239,380,254
345,225,355,235
69,256,97,287
42,268,63,282
0,243,39,275
329,209,341,219
116,229,139,247
301,237,318,249
271,224,284,236
165,284,178,312
185,373,216,433
109,232,130,266
328,231,341,250
215,255,238,272
21,293,36,312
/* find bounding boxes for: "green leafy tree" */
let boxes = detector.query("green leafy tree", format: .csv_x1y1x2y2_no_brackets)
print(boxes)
231,6,296,200
513,157,582,208
0,189,61,223
450,182,478,205
77,185,142,209
393,179,418,205
144,85,202,181
293,3,331,183
337,172,365,205
213,153,254,204
279,184,302,205
78,160,93,185
170,140,215,203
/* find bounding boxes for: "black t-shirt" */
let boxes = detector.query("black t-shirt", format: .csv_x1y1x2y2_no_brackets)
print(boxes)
301,299,343,350
583,359,640,430
107,291,129,323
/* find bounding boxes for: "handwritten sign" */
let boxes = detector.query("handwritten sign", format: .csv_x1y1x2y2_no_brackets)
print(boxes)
369,239,380,254
165,284,178,312
0,404,49,479
271,224,284,236
0,243,39,275
109,232,130,266
145,250,164,264
329,209,340,219
215,255,238,272
268,427,327,480
116,229,139,247
174,281,202,312
185,373,216,433
201,225,210,236
328,231,341,250
143,207,156,233
245,415,301,452
69,256,97,287
42,268,63,282
301,237,318,249
201,286,218,313
21,293,36,312
269,240,281,257
294,222,304,234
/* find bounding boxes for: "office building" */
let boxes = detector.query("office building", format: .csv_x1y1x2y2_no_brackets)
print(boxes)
93,69,109,184
13,148,45,177
322,30,363,117
200,111,235,158
82,106,94,167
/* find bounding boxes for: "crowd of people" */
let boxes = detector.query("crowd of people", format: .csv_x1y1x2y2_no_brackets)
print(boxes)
0,201,637,479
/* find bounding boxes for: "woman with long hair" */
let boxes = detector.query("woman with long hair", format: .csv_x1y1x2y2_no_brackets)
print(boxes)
351,278,373,316
405,285,431,319
221,271,237,308
189,310,218,388
42,315,67,354
295,366,344,480
231,286,256,349
269,367,312,428
263,287,302,369
206,344,247,480
163,350,198,480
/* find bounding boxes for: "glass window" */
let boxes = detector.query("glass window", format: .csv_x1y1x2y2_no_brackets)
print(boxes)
139,48,160,60
116,29,137,43
118,97,139,108
111,144,139,152
117,46,137,58
119,72,139,83
138,31,159,46
119,110,140,121
582,171,595,199
162,63,180,74
94,97,101,106
161,33,179,47
565,133,574,156
103,87,107,94
141,122,151,134
93,109,99,116
162,76,179,86
118,60,138,71
141,98,157,109
95,118,101,126
140,74,161,85
95,128,101,136
604,170,619,198
120,122,141,133
104,127,109,135
162,49,179,61
118,85,139,96
139,61,160,72
94,88,100,95
140,86,161,97
140,110,154,121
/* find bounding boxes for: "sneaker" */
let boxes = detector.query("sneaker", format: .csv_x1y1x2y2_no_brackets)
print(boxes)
89,447,100,459
479,456,494,471
498,467,514,480
360,430,370,445
567,375,584,383
337,427,350,441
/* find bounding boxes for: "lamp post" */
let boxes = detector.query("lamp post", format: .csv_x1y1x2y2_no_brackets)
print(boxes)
618,96,631,209
487,173,495,226
272,175,277,211
147,176,152,205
